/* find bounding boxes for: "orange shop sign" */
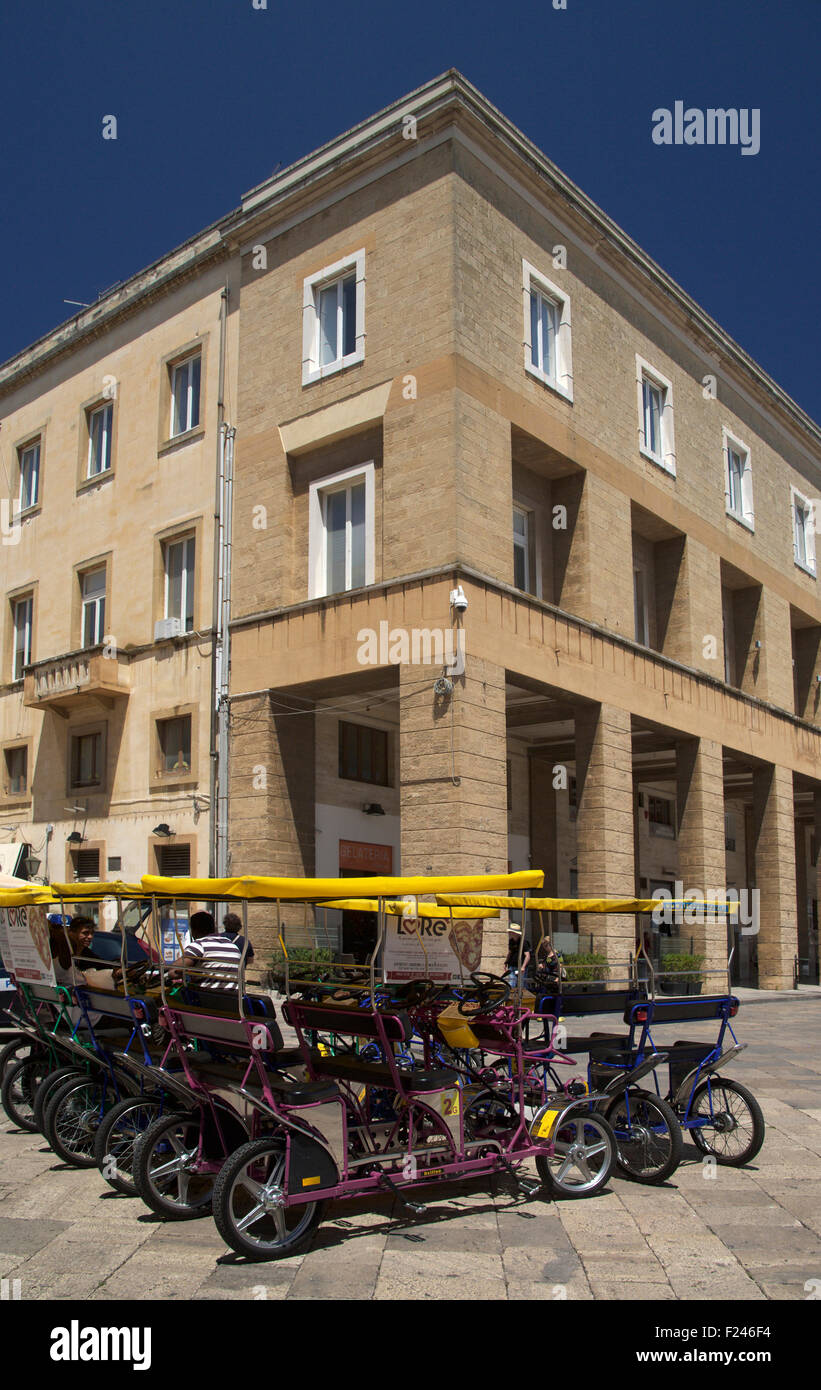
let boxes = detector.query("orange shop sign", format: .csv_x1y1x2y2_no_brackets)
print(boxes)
338,841,393,874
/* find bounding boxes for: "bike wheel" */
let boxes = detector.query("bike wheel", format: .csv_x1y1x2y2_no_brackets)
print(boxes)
43,1075,113,1167
689,1077,765,1166
0,1036,39,1083
133,1112,217,1220
33,1067,84,1135
213,1138,325,1260
536,1113,615,1198
1,1055,52,1131
604,1089,683,1184
94,1095,165,1196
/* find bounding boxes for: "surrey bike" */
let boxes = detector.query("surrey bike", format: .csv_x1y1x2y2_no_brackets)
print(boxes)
157,869,619,1262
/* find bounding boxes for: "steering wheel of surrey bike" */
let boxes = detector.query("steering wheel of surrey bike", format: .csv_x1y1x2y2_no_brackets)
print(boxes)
454,971,511,1017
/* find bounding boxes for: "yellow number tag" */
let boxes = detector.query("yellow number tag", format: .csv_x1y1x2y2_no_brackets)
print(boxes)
535,1106,562,1139
439,1090,460,1118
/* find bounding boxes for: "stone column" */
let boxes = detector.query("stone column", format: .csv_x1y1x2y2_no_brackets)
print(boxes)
751,764,797,989
399,655,508,968
574,702,635,971
529,753,558,892
675,737,727,984
228,691,316,953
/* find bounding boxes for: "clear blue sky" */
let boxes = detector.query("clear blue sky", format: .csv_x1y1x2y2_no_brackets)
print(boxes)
1,0,819,423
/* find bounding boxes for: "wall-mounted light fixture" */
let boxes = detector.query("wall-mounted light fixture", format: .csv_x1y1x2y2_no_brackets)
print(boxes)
362,803,385,816
66,830,84,845
152,823,174,837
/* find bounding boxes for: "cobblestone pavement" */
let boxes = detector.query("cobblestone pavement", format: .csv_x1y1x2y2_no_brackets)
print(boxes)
1,997,819,1302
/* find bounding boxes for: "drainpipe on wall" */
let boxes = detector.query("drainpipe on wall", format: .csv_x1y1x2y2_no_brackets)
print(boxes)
210,287,229,877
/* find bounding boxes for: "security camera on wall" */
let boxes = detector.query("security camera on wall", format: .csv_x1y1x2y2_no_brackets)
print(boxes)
449,585,468,612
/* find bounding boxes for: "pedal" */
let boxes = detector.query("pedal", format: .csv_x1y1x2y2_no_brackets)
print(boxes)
498,1157,540,1196
378,1174,428,1214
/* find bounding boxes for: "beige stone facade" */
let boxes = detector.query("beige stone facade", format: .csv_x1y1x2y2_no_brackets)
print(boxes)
0,231,240,906
227,74,821,986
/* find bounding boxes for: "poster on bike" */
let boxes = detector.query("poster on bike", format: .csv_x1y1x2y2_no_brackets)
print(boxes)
383,912,484,984
0,904,56,984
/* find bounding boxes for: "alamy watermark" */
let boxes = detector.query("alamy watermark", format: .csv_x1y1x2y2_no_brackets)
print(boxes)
652,103,760,157
357,621,465,676
651,881,759,936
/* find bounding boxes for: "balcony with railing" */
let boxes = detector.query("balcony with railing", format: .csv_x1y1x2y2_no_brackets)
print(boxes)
23,648,130,715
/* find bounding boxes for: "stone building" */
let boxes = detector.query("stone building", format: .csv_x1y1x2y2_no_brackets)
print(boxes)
226,73,821,987
0,220,240,914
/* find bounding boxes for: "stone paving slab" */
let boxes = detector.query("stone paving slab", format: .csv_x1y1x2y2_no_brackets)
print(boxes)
0,997,818,1301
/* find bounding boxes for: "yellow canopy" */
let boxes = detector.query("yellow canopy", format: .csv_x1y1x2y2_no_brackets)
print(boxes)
0,885,55,908
320,899,499,918
436,894,740,916
50,881,145,900
141,870,543,902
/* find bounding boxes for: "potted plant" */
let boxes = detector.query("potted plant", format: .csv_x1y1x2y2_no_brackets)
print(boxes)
560,952,609,994
657,952,705,996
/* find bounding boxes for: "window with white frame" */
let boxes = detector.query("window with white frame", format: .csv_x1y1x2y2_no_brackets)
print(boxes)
522,262,573,399
87,403,113,477
636,357,675,474
633,566,650,645
513,506,532,592
81,567,106,647
308,463,375,599
723,430,754,529
18,440,41,511
12,595,33,680
170,354,201,437
302,251,365,385
163,535,196,631
792,487,817,576
3,745,27,798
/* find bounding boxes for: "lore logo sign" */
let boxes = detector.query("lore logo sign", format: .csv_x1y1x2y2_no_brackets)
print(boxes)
50,1321,152,1371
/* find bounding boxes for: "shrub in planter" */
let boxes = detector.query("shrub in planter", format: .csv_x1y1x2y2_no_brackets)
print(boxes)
657,952,705,995
560,952,609,992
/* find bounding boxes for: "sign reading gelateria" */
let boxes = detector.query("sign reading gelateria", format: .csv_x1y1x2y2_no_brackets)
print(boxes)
0,904,55,984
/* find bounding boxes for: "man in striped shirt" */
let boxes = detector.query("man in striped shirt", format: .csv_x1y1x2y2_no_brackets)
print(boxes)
178,910,241,976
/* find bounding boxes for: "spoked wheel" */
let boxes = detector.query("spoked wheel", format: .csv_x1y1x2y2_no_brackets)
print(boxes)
464,1088,518,1147
94,1095,165,1195
0,1036,40,1084
33,1067,85,1134
536,1112,615,1198
688,1078,765,1166
1,1055,53,1131
43,1075,114,1167
133,1112,218,1219
213,1138,325,1260
604,1089,683,1184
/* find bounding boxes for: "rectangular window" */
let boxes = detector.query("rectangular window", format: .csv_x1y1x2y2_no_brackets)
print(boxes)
648,795,675,837
338,721,389,786
71,731,102,788
724,812,736,853
633,567,649,646
170,355,201,437
87,403,113,477
724,431,754,529
81,568,106,648
3,746,27,797
18,441,41,511
303,251,365,384
722,587,736,685
73,849,100,881
792,488,817,575
164,536,196,631
156,843,191,876
157,716,192,776
522,262,573,399
308,463,375,599
636,357,675,474
12,596,33,680
513,506,531,592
